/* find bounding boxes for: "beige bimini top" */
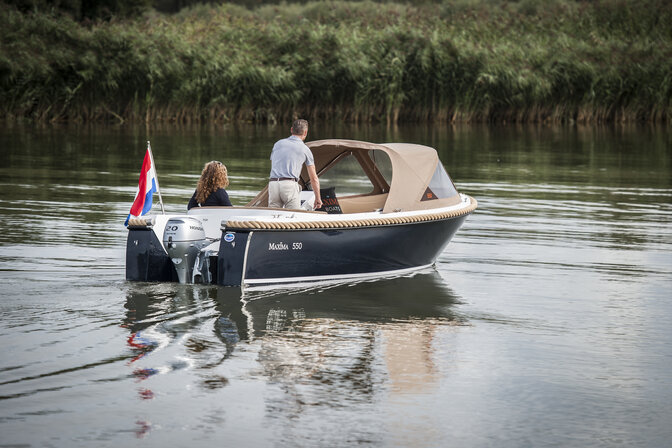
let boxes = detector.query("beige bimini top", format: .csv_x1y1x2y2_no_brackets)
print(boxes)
247,139,462,214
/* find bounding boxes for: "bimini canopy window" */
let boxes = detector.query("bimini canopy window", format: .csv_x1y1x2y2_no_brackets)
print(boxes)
422,163,459,201
368,150,393,187
317,152,373,195
316,149,392,196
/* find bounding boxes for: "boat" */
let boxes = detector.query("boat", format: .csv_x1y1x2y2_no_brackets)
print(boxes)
125,139,477,288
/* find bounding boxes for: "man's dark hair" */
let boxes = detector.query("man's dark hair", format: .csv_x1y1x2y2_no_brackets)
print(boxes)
291,119,309,135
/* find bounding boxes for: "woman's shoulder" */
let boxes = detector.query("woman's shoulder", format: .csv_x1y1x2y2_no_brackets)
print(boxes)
212,188,232,206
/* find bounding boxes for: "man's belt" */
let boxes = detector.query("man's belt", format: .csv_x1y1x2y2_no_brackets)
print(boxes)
270,177,298,182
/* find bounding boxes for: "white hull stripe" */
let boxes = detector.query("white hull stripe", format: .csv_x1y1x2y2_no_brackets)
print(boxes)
243,263,434,286
240,230,254,288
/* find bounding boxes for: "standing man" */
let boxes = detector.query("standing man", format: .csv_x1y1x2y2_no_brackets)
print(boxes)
268,119,322,210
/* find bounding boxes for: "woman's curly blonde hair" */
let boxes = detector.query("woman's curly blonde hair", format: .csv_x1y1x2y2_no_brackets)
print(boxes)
195,161,229,204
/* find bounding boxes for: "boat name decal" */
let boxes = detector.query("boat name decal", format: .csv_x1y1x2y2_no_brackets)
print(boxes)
268,242,303,251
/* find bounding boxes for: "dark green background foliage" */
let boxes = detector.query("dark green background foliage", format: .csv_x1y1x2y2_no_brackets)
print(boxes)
2,0,152,20
1,0,671,123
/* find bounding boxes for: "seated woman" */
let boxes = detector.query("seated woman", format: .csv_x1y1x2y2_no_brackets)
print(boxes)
187,161,232,210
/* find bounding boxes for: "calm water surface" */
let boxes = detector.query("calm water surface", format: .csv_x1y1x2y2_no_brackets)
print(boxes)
0,123,671,447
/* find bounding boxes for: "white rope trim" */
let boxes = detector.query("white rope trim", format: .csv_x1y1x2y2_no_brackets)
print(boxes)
226,196,477,231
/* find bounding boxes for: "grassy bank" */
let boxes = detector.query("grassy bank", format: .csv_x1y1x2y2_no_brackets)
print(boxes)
1,0,671,124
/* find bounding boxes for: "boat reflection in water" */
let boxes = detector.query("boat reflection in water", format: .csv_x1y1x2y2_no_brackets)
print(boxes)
242,271,465,410
240,269,463,331
123,271,464,443
123,284,243,393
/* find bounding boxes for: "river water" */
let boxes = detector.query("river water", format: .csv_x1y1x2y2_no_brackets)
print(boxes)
0,123,670,447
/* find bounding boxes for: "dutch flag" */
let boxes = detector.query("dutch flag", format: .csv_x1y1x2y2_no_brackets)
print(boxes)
125,142,162,226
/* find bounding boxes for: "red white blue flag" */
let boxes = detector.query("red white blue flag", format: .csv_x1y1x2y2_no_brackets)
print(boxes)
125,144,159,226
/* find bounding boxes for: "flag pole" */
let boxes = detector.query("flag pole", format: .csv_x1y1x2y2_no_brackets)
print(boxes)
147,140,165,214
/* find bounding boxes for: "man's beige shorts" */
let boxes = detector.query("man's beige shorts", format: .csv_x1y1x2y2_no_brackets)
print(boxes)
268,180,300,209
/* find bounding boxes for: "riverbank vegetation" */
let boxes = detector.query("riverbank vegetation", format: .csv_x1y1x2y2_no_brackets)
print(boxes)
1,0,671,124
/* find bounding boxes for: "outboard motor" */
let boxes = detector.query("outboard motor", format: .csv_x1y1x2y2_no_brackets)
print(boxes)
163,217,211,284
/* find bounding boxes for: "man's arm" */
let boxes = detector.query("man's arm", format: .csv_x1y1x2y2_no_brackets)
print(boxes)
306,164,322,209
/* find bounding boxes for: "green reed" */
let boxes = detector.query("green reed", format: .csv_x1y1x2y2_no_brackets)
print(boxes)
1,0,670,123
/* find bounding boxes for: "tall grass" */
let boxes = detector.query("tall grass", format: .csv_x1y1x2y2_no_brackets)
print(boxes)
1,0,671,124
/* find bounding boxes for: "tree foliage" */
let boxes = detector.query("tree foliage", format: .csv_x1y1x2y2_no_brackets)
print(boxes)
1,0,670,123
3,0,152,20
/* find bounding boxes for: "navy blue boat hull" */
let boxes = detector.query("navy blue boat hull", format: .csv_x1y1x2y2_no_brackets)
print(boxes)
126,228,177,282
218,215,468,286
